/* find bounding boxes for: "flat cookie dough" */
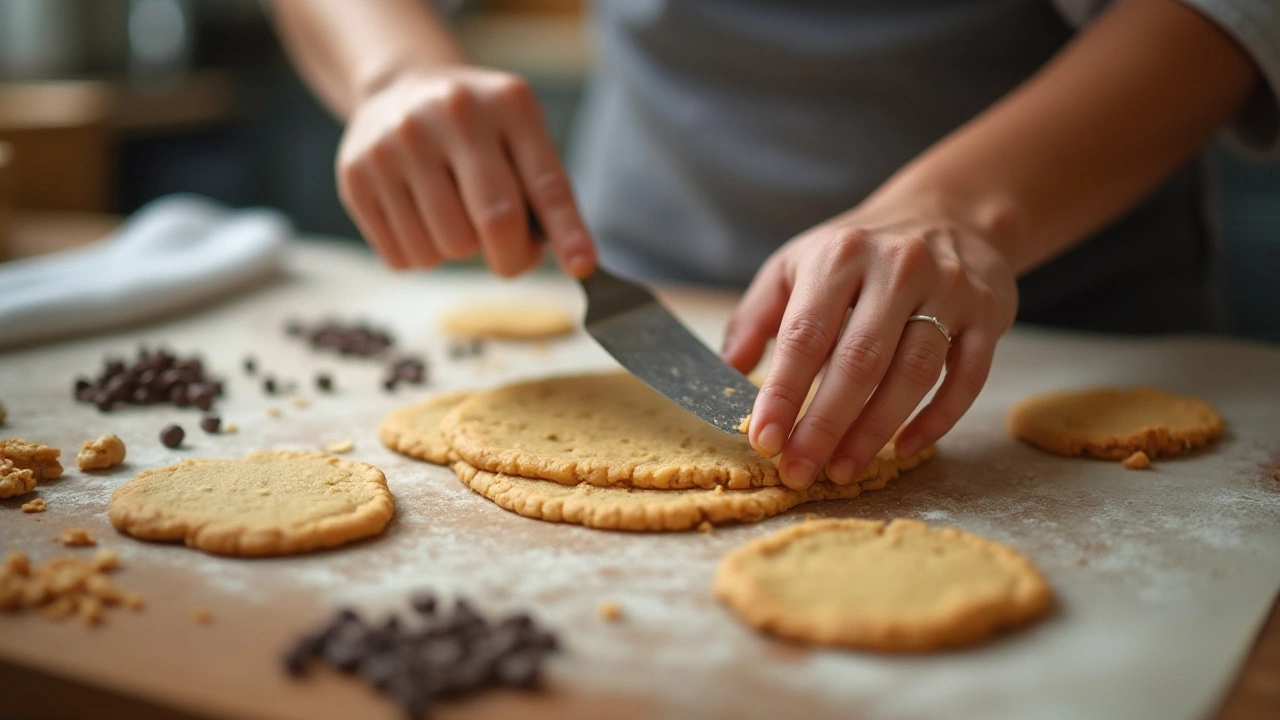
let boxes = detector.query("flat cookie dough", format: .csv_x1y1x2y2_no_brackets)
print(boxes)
378,391,473,464
442,304,575,340
442,373,784,489
1007,387,1224,460
451,444,934,531
714,518,1052,651
108,450,394,557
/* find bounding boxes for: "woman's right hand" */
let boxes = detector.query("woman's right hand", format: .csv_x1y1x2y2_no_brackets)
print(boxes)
336,67,597,278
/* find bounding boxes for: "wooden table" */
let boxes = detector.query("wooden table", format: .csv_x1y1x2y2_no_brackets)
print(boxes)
2,239,1278,720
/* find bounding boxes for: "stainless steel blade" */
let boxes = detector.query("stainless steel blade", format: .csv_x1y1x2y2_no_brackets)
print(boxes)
581,267,758,433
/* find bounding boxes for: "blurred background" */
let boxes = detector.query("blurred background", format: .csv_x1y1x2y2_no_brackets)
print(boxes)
0,0,1275,341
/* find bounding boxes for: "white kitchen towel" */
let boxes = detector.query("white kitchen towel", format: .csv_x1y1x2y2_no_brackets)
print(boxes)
0,195,290,348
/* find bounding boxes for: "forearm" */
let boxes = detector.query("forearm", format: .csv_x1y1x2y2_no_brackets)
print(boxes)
868,0,1259,275
268,0,466,119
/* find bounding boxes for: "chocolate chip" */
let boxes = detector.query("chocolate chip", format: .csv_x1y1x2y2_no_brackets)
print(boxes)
382,377,398,392
316,373,334,392
410,591,436,616
285,319,305,337
493,649,541,689
263,377,277,395
243,356,257,374
160,424,184,448
169,385,189,407
200,415,221,434
95,395,114,413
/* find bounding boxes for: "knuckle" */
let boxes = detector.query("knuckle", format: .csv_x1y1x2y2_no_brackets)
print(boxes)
826,228,870,265
494,75,536,106
776,315,834,362
894,236,933,275
936,259,966,295
896,341,946,389
950,358,989,394
798,411,846,447
829,333,888,384
758,381,808,416
475,198,520,236
527,171,573,207
436,83,478,123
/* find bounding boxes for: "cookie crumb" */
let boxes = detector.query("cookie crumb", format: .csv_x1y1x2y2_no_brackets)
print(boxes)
293,397,311,409
1,548,137,626
122,592,145,611
91,549,120,572
697,520,714,534
191,607,214,624
5,551,30,575
0,438,63,480
0,458,37,499
597,601,623,622
736,413,750,434
1122,451,1152,470
266,407,282,418
55,528,97,547
712,485,725,495
79,595,104,626
77,434,126,471
325,439,354,454
223,423,240,434
21,497,46,513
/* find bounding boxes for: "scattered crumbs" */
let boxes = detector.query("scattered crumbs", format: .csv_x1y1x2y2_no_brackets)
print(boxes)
697,520,714,534
597,601,623,622
21,497,46,513
723,387,737,397
325,439,354,454
223,423,240,434
122,592,145,611
266,407,282,418
736,413,751,434
0,547,139,627
91,549,120,572
293,397,311,409
191,607,214,625
55,528,96,547
1122,451,1152,470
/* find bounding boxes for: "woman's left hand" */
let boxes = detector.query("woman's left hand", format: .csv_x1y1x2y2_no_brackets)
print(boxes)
721,202,1019,489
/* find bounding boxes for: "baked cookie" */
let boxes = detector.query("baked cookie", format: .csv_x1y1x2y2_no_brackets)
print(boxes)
442,304,575,340
0,438,62,480
441,373,783,489
108,450,394,557
377,391,473,465
714,518,1052,651
1007,387,1224,460
452,444,934,532
0,458,36,499
77,435,126,471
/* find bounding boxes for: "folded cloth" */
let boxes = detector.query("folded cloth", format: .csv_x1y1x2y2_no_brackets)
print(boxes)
0,195,290,348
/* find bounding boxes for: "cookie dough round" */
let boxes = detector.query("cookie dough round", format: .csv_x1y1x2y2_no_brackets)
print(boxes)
453,443,935,531
378,391,473,465
715,519,1052,651
442,372,783,489
108,450,394,557
1007,387,1224,460
442,304,575,340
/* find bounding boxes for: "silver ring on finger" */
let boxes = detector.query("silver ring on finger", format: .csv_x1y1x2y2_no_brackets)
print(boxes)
906,314,952,346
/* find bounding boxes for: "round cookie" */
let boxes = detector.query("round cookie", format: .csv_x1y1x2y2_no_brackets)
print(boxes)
108,450,394,557
1006,387,1224,460
441,372,782,490
714,518,1052,651
442,304,575,340
378,391,473,465
452,444,935,531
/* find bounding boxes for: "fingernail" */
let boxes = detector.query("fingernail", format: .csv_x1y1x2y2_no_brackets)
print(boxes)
782,458,816,489
755,423,785,457
826,457,855,485
566,251,593,278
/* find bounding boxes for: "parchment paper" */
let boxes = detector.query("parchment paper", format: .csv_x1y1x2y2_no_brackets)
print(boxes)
1,239,1277,720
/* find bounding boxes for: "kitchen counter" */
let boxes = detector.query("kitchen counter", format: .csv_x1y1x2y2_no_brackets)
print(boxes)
2,238,1278,720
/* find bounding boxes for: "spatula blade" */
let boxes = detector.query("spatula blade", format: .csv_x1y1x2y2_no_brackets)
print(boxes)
581,268,758,433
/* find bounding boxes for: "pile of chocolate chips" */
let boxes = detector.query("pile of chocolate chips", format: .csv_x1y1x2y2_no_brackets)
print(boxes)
284,591,559,718
291,319,395,358
383,356,428,392
74,347,223,413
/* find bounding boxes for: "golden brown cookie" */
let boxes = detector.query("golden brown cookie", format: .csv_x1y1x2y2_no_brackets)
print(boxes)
378,391,473,465
1006,387,1224,460
0,438,62,480
77,435,126,471
0,458,36,499
714,518,1052,651
442,373,783,489
452,444,934,532
442,304,575,340
108,450,394,557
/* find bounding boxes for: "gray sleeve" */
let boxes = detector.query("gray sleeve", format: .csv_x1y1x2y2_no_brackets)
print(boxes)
1054,0,1280,159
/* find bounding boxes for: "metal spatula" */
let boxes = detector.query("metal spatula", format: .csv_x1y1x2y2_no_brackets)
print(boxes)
579,267,759,433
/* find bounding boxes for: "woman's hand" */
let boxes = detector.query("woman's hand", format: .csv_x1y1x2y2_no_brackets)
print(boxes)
721,203,1018,489
336,67,597,278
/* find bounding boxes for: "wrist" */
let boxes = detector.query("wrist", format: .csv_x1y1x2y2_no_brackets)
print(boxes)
352,50,466,107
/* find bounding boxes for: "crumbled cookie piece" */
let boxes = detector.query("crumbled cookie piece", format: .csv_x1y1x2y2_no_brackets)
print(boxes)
191,607,214,624
21,497,46,513
0,438,62,480
223,422,240,434
1122,450,1152,470
0,459,37,499
0,548,139,627
56,528,97,547
325,439,354,454
697,520,714,534
293,397,311,409
266,407,282,418
597,601,623,622
122,591,145,611
77,434,126,471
